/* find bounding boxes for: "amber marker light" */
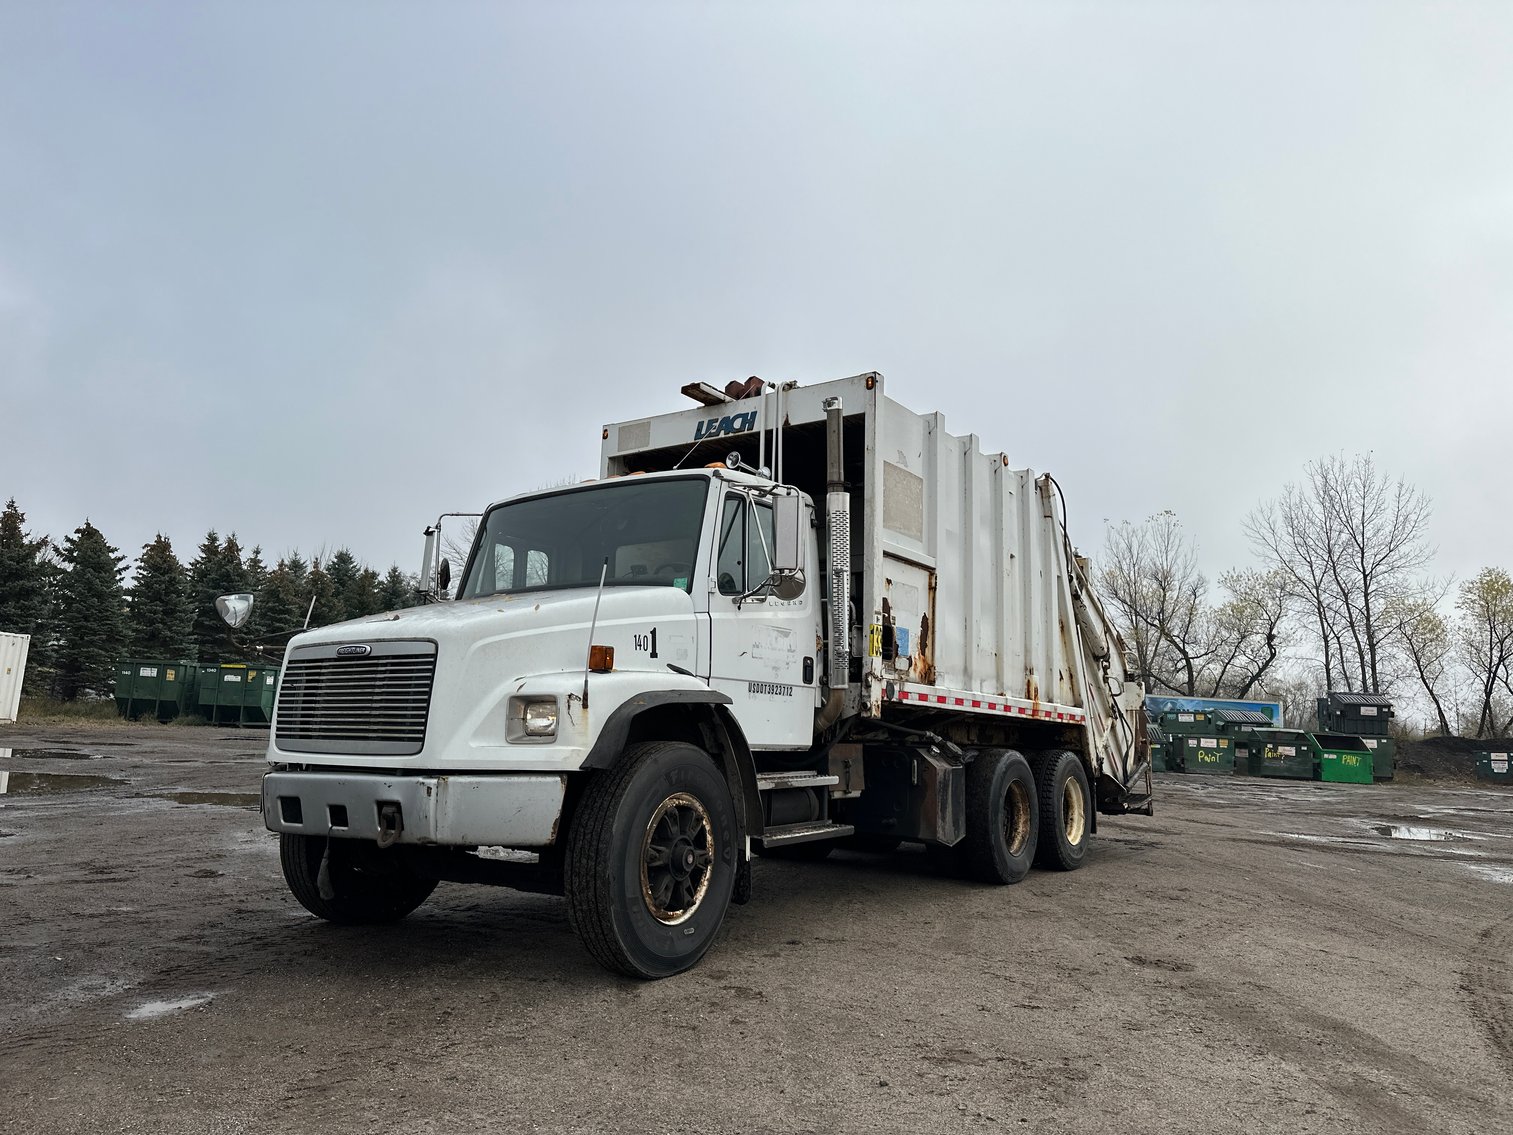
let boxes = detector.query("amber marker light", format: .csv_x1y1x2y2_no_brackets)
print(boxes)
588,645,615,672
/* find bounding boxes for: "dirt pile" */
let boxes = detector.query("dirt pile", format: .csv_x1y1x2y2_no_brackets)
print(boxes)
1395,734,1509,783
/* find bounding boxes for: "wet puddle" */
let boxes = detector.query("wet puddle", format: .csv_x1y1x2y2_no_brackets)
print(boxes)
150,791,260,809
1372,824,1460,841
4,748,111,761
1465,864,1513,885
0,771,123,796
126,993,215,1021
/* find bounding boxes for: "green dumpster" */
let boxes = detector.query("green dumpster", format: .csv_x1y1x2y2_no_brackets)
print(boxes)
1150,735,1172,772
1158,711,1215,774
1181,733,1234,775
1475,751,1513,785
1318,693,1394,780
1310,733,1375,784
1317,692,1393,736
1213,710,1273,777
1361,736,1395,781
1247,728,1316,779
114,659,198,721
238,664,279,725
1159,710,1212,737
195,663,251,724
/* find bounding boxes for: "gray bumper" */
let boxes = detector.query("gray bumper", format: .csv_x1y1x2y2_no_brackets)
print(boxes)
262,771,567,848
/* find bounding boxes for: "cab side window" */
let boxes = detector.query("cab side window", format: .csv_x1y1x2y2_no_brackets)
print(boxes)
716,493,777,596
717,497,745,595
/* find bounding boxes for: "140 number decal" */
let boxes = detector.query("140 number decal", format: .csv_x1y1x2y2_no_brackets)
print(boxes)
633,628,659,658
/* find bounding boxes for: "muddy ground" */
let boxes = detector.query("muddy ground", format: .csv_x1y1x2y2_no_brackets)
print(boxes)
1,722,1510,1135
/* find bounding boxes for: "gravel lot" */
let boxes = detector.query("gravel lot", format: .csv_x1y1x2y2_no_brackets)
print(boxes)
2,722,1510,1135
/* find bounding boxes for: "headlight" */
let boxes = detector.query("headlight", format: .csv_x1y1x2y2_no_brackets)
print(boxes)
522,699,558,737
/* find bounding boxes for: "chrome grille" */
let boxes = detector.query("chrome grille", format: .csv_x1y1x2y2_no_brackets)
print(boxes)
274,640,436,756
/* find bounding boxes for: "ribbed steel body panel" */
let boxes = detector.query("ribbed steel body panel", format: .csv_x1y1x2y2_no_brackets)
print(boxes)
273,639,436,756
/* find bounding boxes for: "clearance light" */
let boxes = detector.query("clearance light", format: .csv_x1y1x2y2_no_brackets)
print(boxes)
588,645,615,673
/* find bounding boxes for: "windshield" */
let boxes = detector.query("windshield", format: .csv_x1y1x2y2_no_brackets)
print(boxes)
459,477,709,598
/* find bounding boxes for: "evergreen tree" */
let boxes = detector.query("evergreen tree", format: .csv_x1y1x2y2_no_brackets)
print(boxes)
243,545,269,642
127,534,193,658
54,520,127,700
244,545,269,593
325,548,361,622
378,565,415,611
189,530,252,659
350,567,381,618
187,529,222,659
256,557,304,643
304,556,340,628
0,498,51,636
0,499,57,692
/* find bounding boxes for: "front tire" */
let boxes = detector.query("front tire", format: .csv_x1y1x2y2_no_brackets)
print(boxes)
279,834,438,924
959,749,1038,884
1031,749,1092,871
565,741,737,979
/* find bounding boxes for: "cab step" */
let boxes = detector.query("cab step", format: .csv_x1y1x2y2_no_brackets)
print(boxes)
756,771,840,792
759,820,854,847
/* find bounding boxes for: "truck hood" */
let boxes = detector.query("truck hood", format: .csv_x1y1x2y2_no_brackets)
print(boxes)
284,586,700,680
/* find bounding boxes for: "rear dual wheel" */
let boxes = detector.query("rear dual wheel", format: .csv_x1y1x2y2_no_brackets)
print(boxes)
1030,749,1092,871
958,749,1039,884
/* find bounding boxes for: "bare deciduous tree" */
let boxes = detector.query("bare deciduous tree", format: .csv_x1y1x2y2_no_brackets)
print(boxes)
1387,589,1456,736
1458,567,1513,739
1246,454,1432,694
1100,514,1285,698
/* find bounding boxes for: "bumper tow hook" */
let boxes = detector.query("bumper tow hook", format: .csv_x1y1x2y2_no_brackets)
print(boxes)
376,803,403,850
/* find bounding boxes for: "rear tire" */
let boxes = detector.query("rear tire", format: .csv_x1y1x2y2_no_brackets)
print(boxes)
1031,749,1092,871
959,749,1038,884
565,741,737,979
279,834,437,924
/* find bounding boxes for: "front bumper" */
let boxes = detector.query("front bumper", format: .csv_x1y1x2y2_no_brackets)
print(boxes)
262,771,567,848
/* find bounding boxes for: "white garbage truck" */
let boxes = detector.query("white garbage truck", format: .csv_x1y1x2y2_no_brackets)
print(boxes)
261,372,1152,977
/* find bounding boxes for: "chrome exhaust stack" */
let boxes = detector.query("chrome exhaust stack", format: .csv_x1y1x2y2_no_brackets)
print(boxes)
816,395,850,733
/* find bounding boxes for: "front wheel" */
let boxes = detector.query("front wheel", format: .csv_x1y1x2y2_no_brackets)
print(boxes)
565,741,737,979
279,834,438,924
1031,749,1092,871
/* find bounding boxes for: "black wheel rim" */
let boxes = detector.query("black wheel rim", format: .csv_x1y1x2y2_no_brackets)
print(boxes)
640,792,714,925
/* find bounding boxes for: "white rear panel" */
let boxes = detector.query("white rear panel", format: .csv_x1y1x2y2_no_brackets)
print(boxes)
0,632,30,723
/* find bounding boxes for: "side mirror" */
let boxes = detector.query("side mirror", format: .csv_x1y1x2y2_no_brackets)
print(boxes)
438,558,452,593
216,593,255,629
772,493,803,572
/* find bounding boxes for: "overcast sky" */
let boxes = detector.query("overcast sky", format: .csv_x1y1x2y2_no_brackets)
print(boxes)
2,1,1510,594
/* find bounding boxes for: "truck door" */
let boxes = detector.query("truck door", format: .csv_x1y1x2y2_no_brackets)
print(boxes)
705,488,817,749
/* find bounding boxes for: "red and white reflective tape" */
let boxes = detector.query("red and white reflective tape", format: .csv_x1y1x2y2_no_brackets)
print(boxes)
886,682,1086,724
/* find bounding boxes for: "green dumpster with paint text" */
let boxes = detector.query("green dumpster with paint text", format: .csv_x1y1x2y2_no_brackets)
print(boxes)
1181,733,1234,775
1246,728,1316,779
1310,733,1375,784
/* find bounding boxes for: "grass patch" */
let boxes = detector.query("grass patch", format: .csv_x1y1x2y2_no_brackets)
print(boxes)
16,695,129,723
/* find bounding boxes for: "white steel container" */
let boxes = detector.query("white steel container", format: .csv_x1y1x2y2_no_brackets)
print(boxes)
0,632,30,723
